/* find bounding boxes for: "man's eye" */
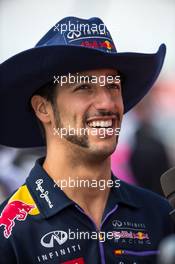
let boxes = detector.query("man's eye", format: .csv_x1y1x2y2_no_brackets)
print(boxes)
75,84,91,91
107,83,121,90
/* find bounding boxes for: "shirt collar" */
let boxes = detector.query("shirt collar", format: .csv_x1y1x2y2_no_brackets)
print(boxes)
111,173,142,209
26,157,141,219
26,157,75,219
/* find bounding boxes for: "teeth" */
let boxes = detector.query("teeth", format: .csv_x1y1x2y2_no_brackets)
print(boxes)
101,121,105,127
88,120,112,128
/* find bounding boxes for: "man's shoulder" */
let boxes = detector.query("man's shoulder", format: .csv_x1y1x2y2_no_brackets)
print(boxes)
0,183,40,240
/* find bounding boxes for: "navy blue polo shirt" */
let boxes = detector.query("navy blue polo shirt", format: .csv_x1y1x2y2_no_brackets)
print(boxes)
0,157,174,264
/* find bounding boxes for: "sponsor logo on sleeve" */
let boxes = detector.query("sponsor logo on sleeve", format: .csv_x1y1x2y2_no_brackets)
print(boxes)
0,200,35,238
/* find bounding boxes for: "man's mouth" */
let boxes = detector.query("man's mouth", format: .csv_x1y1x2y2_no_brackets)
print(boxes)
86,116,117,129
87,119,113,128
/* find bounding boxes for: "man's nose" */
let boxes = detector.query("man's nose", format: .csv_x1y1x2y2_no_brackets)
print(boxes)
93,88,116,111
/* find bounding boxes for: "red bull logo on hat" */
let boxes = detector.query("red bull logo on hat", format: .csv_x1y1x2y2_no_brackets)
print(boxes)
100,40,114,50
0,200,35,238
80,39,114,52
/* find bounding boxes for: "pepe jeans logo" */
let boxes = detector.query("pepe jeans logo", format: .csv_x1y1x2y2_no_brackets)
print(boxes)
41,230,68,248
35,179,54,208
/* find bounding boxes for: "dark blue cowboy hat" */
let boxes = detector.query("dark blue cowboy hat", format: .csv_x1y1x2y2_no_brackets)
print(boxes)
0,16,166,148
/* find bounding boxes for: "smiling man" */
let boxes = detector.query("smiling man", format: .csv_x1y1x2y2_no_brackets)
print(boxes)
0,17,174,264
31,68,123,230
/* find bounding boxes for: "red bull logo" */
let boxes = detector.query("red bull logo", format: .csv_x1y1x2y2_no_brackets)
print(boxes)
113,230,149,240
133,231,149,240
0,200,35,238
80,39,114,51
80,40,99,48
100,40,114,50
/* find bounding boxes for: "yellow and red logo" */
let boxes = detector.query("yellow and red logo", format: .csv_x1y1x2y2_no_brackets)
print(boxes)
80,40,114,51
0,185,40,238
101,40,113,50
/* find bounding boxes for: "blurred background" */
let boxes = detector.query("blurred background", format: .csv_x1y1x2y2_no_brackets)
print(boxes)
0,0,175,202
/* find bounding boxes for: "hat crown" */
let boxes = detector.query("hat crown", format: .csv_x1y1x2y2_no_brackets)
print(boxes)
36,16,117,53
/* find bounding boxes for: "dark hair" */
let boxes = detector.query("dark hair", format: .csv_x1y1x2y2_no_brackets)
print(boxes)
28,82,58,142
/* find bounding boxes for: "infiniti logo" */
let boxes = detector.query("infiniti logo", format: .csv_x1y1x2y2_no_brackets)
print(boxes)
112,220,122,227
41,230,68,248
67,30,81,39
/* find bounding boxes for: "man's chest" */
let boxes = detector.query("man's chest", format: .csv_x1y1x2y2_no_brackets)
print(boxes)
11,205,163,264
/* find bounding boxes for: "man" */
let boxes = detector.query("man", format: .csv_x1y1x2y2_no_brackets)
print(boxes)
0,17,173,264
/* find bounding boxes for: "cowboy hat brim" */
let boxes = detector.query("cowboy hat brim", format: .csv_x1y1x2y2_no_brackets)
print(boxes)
0,44,166,148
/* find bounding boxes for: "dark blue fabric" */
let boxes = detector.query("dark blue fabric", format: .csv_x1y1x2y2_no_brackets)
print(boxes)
0,157,174,263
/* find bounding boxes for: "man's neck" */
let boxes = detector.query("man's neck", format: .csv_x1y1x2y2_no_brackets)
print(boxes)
43,145,112,229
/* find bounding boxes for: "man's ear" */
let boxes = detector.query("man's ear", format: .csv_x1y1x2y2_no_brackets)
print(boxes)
30,95,51,124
